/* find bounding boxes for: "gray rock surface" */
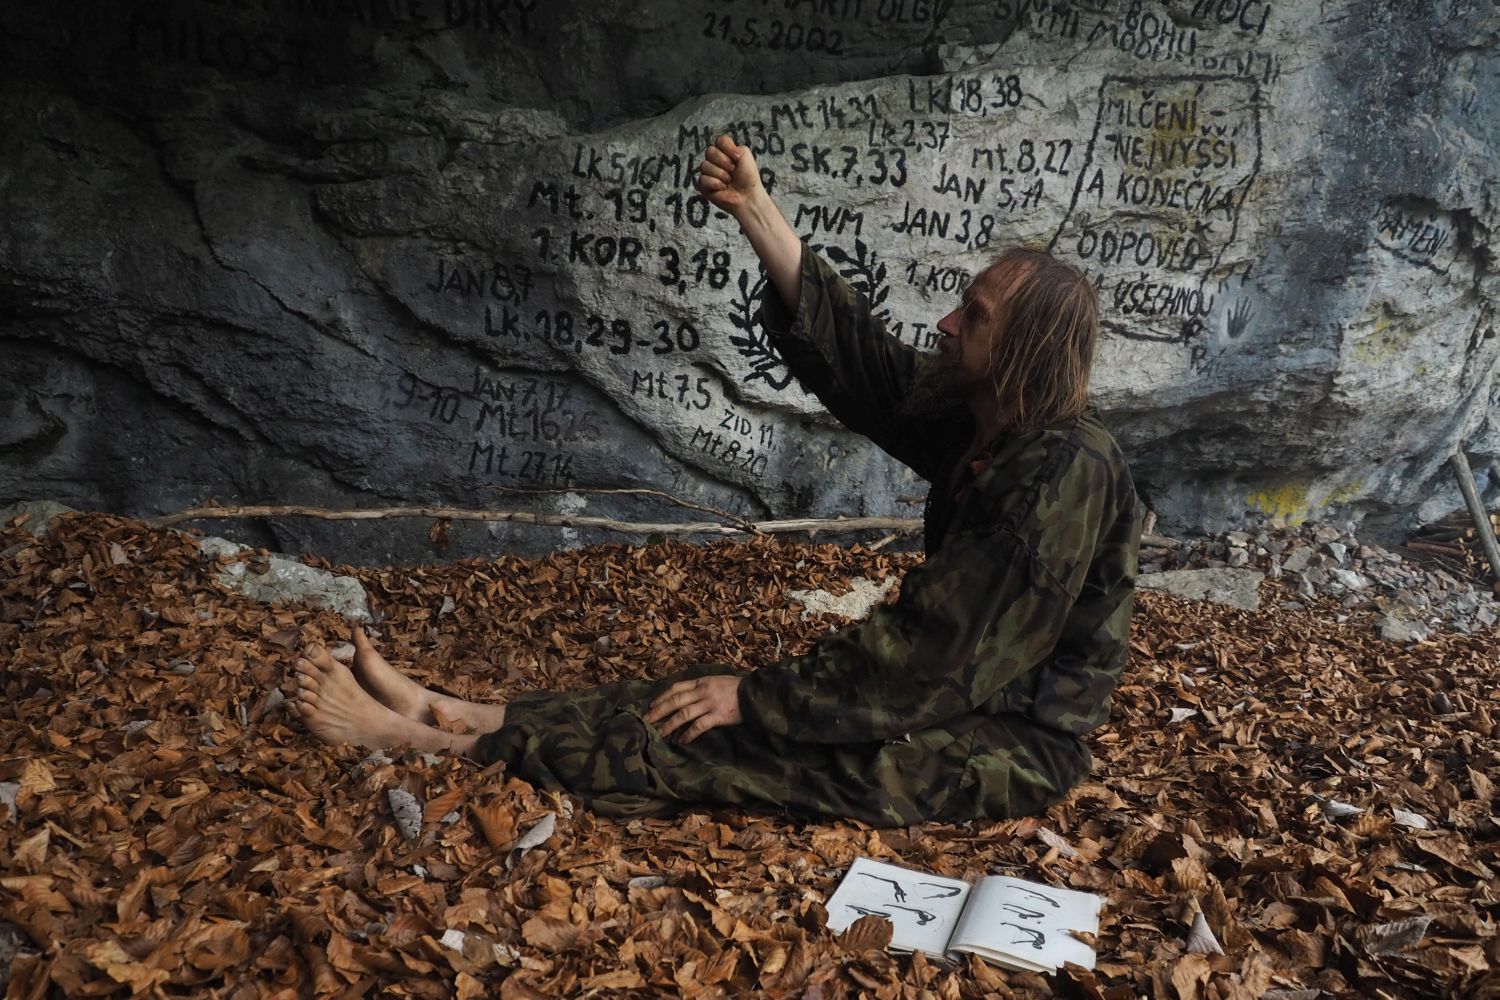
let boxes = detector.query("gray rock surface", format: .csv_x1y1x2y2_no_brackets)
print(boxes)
1,1,1498,562
1140,514,1500,640
199,536,373,621
1377,614,1429,644
1138,567,1266,611
0,500,78,538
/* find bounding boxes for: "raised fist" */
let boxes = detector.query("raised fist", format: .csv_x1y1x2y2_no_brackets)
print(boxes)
697,134,764,218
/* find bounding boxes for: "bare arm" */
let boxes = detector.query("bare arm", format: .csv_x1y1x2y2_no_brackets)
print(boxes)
698,135,802,311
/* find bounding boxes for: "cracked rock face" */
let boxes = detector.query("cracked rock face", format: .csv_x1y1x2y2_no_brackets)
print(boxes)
197,536,374,621
1,1,1496,562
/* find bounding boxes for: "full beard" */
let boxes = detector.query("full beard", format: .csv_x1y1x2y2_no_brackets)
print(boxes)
896,348,982,422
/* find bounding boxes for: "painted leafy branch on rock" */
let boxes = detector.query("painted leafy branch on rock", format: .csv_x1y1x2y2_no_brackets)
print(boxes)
727,266,794,390
815,238,892,326
727,239,892,390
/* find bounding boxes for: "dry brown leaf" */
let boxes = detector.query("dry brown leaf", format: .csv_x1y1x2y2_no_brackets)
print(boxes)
13,828,48,874
2,514,1498,1000
425,784,468,825
455,971,487,999
470,800,515,851
18,759,54,796
836,914,894,953
1170,953,1213,1000
584,968,645,989
1466,766,1494,802
84,939,170,993
520,914,592,953
1066,928,1098,948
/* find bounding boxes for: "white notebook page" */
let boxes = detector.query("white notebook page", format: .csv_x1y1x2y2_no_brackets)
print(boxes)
825,857,971,957
949,875,1101,971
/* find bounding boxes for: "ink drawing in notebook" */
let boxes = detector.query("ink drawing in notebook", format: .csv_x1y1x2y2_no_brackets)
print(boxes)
824,857,1102,973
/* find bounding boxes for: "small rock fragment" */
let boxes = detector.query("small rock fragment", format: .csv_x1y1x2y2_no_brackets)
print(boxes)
1391,808,1430,830
787,576,899,624
387,788,423,841
1034,826,1078,859
1281,547,1314,574
1319,798,1364,820
513,812,557,855
1376,615,1427,643
329,643,356,662
628,875,668,891
439,929,466,951
1359,915,1431,956
1136,567,1265,611
0,782,18,820
1312,524,1342,544
1329,568,1370,590
0,921,27,977
1185,910,1225,955
0,500,77,538
201,536,374,621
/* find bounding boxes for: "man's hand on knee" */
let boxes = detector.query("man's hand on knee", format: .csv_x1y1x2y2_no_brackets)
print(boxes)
643,675,744,744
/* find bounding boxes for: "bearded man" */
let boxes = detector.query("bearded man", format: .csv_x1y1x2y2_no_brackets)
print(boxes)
293,135,1141,826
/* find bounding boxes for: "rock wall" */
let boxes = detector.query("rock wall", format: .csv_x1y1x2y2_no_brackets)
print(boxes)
1,0,1497,562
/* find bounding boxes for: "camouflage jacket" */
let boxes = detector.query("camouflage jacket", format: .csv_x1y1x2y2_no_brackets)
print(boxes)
736,245,1141,743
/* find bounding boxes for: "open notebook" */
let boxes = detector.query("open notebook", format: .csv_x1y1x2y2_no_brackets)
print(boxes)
825,857,1102,973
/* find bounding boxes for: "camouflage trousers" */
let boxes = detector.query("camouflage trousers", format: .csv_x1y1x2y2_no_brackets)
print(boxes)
473,663,1089,826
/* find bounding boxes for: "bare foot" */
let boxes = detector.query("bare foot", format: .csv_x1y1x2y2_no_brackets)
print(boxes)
432,691,507,735
350,628,508,733
351,627,437,722
295,646,478,757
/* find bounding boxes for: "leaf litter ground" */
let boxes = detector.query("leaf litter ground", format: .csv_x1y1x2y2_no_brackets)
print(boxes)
1,514,1497,999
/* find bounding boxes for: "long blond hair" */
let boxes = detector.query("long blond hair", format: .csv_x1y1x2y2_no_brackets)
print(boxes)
965,249,1099,432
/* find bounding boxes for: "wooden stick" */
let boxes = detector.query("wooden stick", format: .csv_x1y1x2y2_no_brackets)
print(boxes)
146,504,923,538
481,484,755,530
1406,539,1468,557
1448,451,1500,582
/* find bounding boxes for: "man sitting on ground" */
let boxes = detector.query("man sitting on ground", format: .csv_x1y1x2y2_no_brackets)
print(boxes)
293,135,1141,826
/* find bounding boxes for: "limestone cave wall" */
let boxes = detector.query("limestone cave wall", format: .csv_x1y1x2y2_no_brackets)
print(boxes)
1,0,1497,561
